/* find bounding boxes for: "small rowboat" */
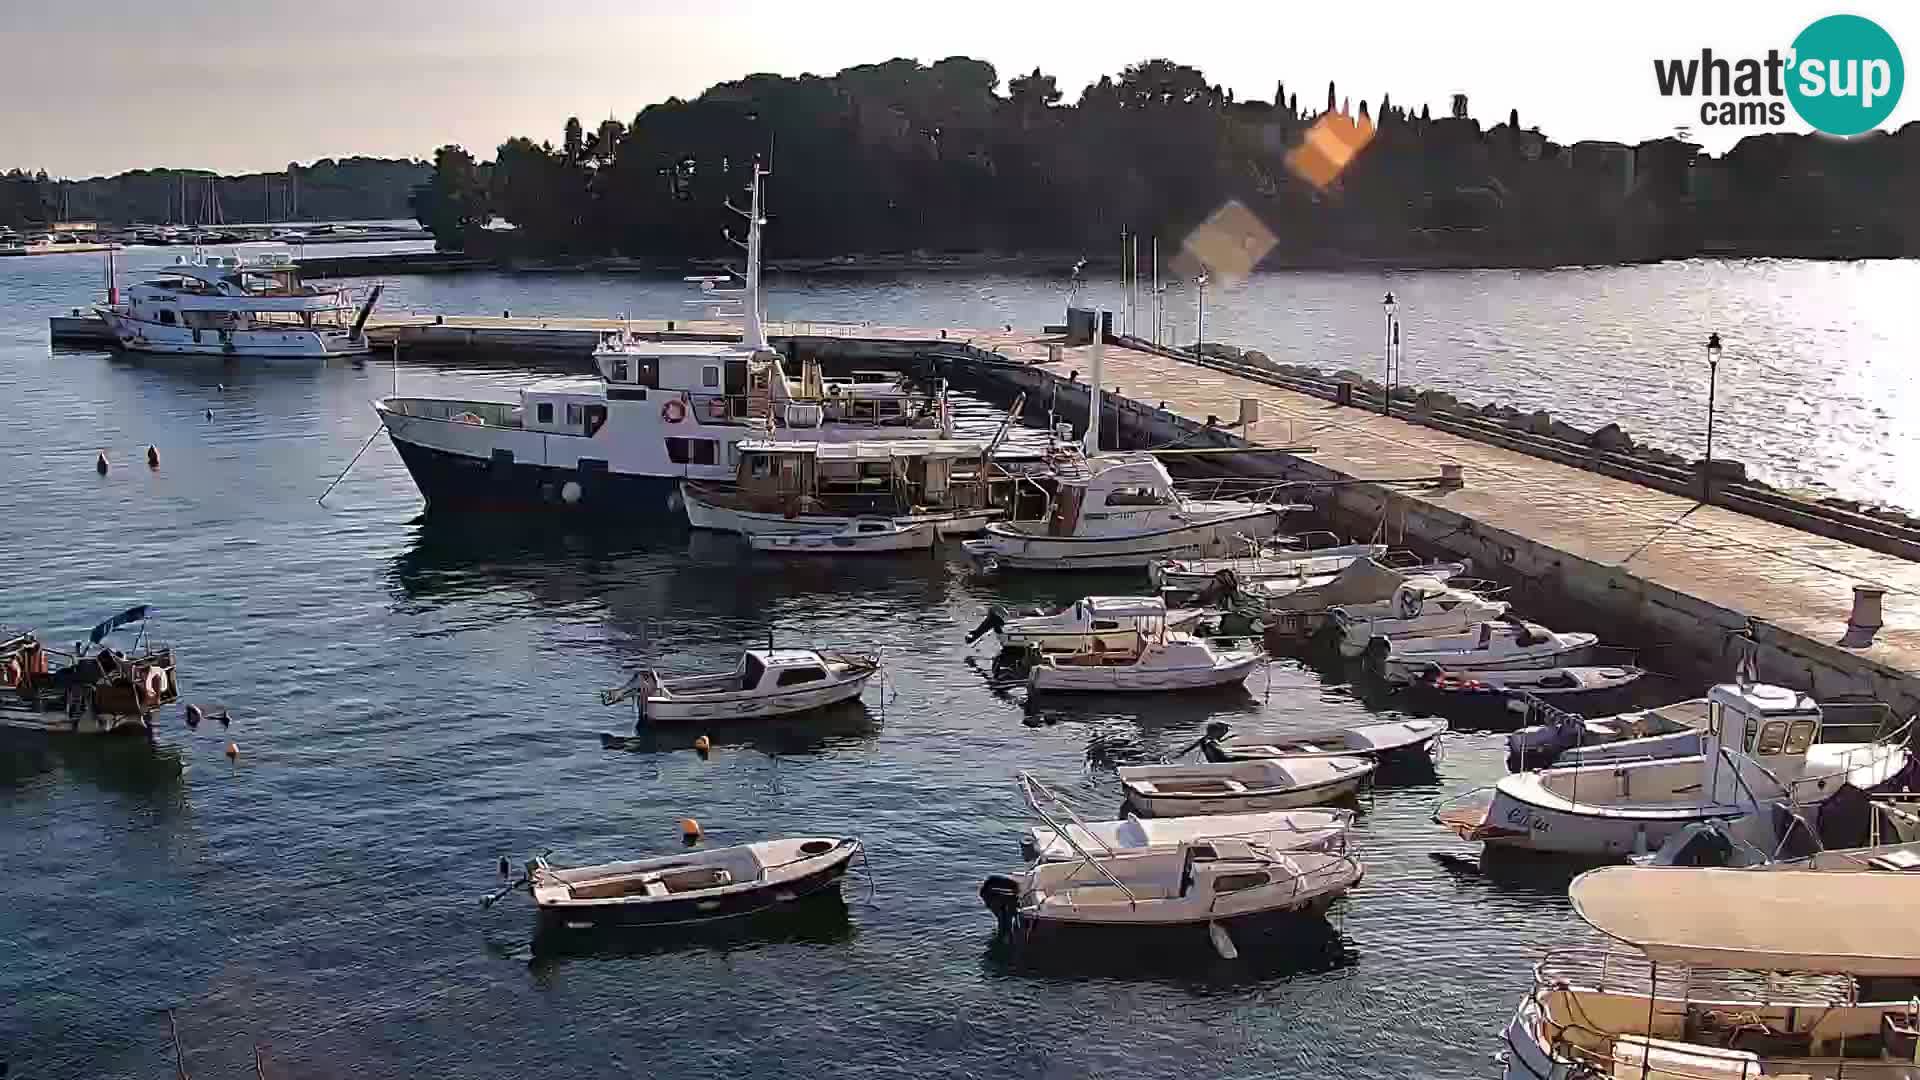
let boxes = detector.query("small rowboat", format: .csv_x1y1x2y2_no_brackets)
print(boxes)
1403,664,1648,723
747,518,936,554
516,837,862,930
1117,756,1375,816
1198,718,1447,766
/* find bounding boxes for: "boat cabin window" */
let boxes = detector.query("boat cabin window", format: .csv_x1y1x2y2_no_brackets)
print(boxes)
702,365,720,388
1785,719,1818,753
1091,620,1121,631
566,403,585,426
610,358,629,382
1104,486,1171,507
536,403,554,424
665,437,719,466
1755,721,1788,756
159,310,177,326
856,522,888,534
774,666,827,686
740,653,767,691
1214,871,1271,894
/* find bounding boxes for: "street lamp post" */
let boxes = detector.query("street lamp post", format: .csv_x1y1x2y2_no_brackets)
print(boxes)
1703,331,1722,501
1195,273,1208,358
1381,291,1398,416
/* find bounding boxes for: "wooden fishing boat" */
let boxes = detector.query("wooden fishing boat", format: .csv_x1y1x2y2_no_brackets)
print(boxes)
515,837,862,930
1026,632,1261,693
601,648,879,724
1402,664,1646,724
747,517,936,554
1118,756,1376,816
965,596,1210,654
0,607,178,737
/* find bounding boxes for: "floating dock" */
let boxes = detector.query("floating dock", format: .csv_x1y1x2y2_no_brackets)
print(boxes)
46,310,1920,710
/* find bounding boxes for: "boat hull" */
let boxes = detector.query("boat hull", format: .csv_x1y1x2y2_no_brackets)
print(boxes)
748,525,935,553
0,707,152,738
642,671,874,723
388,434,685,516
534,846,858,931
686,494,998,536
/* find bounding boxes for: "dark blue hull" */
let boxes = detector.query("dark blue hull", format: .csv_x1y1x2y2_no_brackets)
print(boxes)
390,437,685,517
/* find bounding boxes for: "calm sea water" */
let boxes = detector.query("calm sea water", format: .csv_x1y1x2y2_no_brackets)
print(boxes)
0,243,1891,1078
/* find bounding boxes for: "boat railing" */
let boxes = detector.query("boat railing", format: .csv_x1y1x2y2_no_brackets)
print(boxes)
1213,848,1359,912
382,397,521,429
1782,713,1914,804
1533,944,1854,1006
1017,772,1138,908
1869,792,1920,846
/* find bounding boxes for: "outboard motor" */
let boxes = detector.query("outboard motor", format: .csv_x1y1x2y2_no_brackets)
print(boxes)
1506,697,1582,772
979,875,1021,933
965,606,1008,645
1362,636,1393,669
1197,720,1235,762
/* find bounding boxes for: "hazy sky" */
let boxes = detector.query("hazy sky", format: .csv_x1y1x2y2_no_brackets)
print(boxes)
7,0,1916,177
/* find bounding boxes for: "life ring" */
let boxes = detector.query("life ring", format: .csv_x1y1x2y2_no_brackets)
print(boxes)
0,657,19,687
661,398,688,424
142,666,169,703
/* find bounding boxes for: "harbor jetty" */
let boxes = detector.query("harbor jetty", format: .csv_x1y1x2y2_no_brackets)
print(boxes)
46,310,1920,711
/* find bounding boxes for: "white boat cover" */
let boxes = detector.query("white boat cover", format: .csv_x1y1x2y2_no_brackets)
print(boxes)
1079,596,1170,619
1242,556,1410,606
1570,866,1920,977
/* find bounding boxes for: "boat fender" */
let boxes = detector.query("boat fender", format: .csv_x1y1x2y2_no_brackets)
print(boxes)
979,875,1021,933
661,398,688,424
141,667,168,703
681,818,703,846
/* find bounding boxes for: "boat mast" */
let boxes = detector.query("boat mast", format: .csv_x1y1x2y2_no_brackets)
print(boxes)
1082,310,1106,458
727,162,770,353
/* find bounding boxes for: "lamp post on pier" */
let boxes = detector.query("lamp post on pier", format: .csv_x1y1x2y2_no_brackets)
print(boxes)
1381,291,1398,416
1703,331,1722,501
1194,273,1208,358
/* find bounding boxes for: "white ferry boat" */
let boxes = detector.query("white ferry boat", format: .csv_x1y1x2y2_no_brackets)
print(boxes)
375,165,949,516
96,252,379,359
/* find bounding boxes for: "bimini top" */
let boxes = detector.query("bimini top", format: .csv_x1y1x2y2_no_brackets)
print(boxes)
1570,865,1920,977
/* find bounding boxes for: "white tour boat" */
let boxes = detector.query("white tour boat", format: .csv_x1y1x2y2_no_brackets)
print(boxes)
1367,618,1598,681
600,648,880,724
1026,630,1261,694
965,595,1210,654
1118,755,1376,816
97,252,379,359
1434,694,1911,858
1328,584,1513,657
375,165,948,515
1502,865,1920,1080
747,518,936,554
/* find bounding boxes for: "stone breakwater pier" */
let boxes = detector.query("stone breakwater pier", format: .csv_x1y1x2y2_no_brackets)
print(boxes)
50,311,1920,711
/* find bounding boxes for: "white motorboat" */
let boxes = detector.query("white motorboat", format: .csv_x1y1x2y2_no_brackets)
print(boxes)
600,648,879,724
1148,542,1390,592
683,438,1017,537
747,518,936,554
1026,631,1261,693
978,839,1363,951
1435,696,1911,858
375,164,950,516
1368,619,1597,682
511,836,862,930
97,252,379,359
1328,583,1512,657
964,595,1209,654
1198,718,1448,766
1118,755,1376,816
1501,865,1920,1080
1229,557,1472,637
1505,681,1903,772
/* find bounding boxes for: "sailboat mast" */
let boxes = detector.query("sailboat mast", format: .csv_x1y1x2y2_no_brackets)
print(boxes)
1082,312,1105,458
741,163,768,352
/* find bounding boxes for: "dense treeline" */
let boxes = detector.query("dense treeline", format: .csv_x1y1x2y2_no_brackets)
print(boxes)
412,56,1920,266
0,157,428,227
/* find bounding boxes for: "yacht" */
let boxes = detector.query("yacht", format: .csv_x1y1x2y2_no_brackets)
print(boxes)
375,165,950,516
96,252,379,359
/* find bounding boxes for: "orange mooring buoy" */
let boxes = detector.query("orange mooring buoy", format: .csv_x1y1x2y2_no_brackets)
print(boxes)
146,445,160,468
681,818,703,845
693,735,711,753
95,452,109,475
224,741,240,759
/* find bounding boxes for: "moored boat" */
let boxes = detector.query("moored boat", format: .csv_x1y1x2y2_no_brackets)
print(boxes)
1149,541,1391,592
97,252,378,359
1327,583,1512,657
1118,755,1376,816
1197,718,1447,766
509,837,862,931
684,438,1019,537
601,648,880,724
747,518,936,554
1403,664,1647,725
0,607,179,737
1369,618,1598,682
966,595,1211,654
1026,631,1261,693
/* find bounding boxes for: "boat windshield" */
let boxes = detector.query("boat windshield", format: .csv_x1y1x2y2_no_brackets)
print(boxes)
739,653,767,691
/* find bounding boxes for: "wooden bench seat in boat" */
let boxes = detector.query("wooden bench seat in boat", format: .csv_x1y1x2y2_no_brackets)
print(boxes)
564,866,733,900
1132,778,1249,795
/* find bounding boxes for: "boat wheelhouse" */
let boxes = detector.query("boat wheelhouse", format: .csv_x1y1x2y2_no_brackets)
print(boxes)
97,252,378,359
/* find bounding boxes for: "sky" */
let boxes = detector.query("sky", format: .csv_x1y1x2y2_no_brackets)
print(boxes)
5,0,1917,177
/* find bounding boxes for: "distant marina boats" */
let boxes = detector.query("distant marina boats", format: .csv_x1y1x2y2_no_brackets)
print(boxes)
96,252,379,358
376,165,953,516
